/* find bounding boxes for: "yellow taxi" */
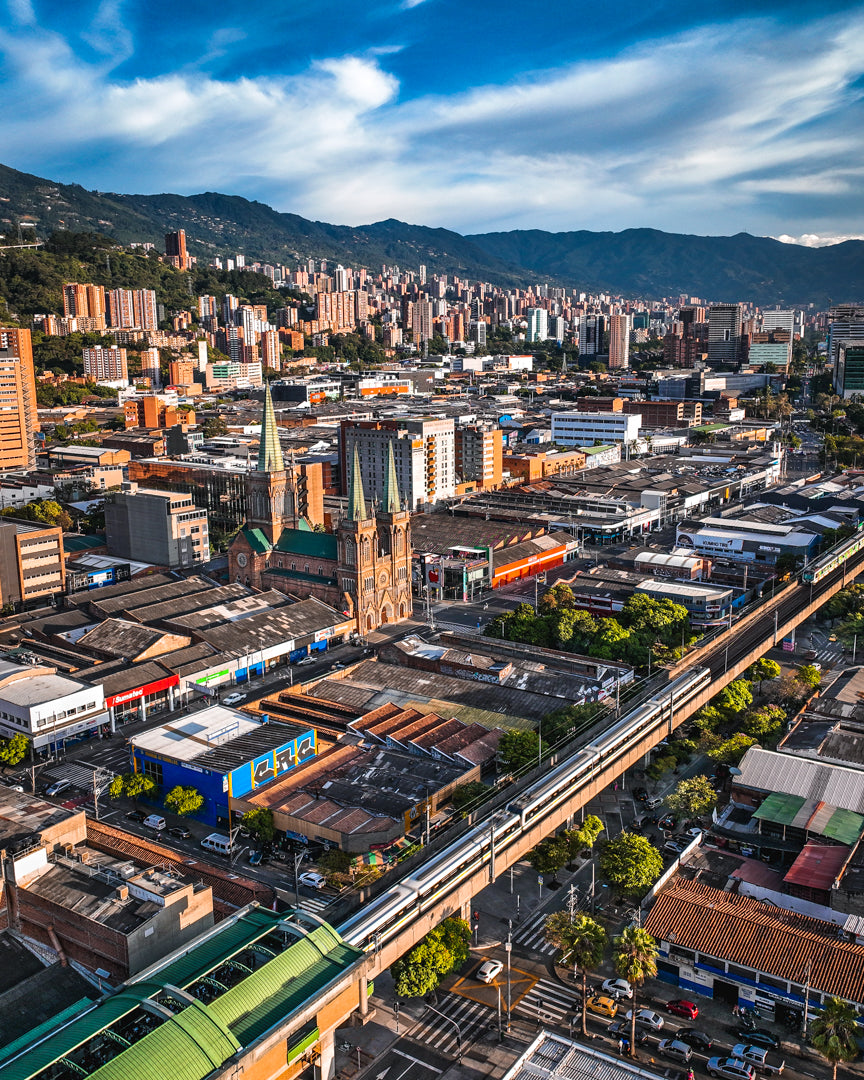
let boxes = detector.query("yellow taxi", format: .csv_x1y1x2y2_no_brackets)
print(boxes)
586,995,619,1019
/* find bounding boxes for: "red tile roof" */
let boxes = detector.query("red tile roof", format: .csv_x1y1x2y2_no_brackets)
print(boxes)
644,880,864,1003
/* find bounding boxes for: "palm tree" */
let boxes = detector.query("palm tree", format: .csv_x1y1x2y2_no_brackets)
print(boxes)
613,926,658,1058
545,912,607,1037
811,997,859,1080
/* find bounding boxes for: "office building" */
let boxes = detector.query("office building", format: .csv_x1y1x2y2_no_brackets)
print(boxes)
830,307,864,391
526,307,548,342
578,314,605,357
105,483,209,568
835,342,864,399
761,308,797,335
341,417,457,507
749,330,792,373
455,424,503,489
0,659,107,749
0,328,39,470
550,410,641,446
0,517,64,607
168,358,198,388
608,313,630,369
708,303,743,365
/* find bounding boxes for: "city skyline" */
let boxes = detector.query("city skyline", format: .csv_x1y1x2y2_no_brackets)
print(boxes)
1,1,864,244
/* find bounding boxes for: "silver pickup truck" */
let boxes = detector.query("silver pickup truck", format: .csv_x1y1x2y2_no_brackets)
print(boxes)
731,1043,785,1074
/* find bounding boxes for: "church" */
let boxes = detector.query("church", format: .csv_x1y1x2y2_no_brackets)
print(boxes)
228,386,413,635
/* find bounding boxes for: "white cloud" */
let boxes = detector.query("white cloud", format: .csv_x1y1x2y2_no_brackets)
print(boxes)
1,8,863,237
774,233,864,247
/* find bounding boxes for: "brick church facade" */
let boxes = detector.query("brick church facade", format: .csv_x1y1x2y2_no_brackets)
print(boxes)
228,386,413,634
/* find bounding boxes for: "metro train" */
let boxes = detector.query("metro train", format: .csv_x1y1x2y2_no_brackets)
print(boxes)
338,665,712,952
801,529,864,585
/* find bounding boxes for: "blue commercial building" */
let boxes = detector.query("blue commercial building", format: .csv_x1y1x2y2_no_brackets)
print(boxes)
129,705,316,826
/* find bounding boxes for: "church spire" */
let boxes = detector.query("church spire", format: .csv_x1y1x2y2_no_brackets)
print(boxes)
256,383,284,473
347,444,368,521
383,440,401,514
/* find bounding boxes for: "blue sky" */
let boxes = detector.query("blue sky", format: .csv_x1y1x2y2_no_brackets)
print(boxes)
2,0,864,243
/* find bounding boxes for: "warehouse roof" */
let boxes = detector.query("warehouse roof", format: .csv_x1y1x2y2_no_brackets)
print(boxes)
130,707,266,766
644,880,864,1004
736,747,864,815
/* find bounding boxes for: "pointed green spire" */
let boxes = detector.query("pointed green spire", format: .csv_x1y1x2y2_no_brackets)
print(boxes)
348,443,368,521
256,383,284,473
383,439,401,514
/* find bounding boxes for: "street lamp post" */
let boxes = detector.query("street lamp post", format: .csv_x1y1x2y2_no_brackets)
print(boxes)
506,921,512,1032
425,1003,462,1062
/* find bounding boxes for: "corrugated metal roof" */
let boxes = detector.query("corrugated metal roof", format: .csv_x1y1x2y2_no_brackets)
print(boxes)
825,808,864,846
752,792,804,825
737,747,864,813
157,909,276,988
783,842,849,892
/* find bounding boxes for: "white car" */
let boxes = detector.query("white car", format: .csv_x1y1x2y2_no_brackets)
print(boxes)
626,1008,665,1031
298,871,326,890
477,960,503,983
297,657,316,666
222,693,246,706
601,978,633,1000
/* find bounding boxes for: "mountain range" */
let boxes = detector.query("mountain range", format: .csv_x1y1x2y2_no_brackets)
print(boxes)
1,161,862,306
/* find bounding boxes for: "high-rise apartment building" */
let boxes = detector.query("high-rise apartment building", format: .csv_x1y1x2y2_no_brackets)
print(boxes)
341,418,456,508
708,303,743,365
106,289,158,330
165,230,192,271
834,342,864,399
608,313,631,369
455,424,503,489
411,300,434,344
82,345,128,382
62,283,107,325
578,315,606,357
0,328,39,470
526,308,549,342
140,347,161,387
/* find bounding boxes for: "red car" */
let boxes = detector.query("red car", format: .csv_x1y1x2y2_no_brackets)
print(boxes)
667,999,699,1020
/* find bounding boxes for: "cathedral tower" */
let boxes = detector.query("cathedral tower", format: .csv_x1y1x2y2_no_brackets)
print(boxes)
243,383,290,542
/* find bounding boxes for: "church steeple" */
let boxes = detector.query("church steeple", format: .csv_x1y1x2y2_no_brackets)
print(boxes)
383,440,400,514
257,383,284,473
347,444,368,522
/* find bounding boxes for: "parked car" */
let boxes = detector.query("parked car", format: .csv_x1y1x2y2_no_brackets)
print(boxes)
586,995,619,1019
664,839,689,854
222,693,245,706
248,850,264,866
685,827,704,840
168,826,191,840
601,978,633,1000
666,999,699,1020
126,809,147,822
297,656,316,666
626,1008,664,1031
45,779,73,797
608,1021,649,1047
677,1029,713,1052
477,960,503,983
298,871,326,890
658,813,677,831
736,1029,781,1051
707,1058,756,1080
730,1045,785,1074
658,1039,693,1064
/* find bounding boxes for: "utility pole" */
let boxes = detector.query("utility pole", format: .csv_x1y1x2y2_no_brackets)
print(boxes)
506,920,512,1032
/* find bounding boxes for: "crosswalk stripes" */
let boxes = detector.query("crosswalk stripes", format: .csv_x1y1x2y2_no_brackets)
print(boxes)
407,993,493,1055
513,977,581,1027
295,895,330,915
430,620,482,635
511,910,557,956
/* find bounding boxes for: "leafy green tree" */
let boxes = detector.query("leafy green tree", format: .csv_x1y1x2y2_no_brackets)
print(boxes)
599,833,664,897
715,679,754,716
203,416,229,438
543,702,603,744
390,917,471,998
528,835,570,882
665,775,717,818
810,998,859,1080
437,917,472,971
108,772,155,804
743,704,787,741
748,658,781,691
545,912,607,1036
566,814,604,857
164,785,204,817
498,729,540,772
538,582,576,613
797,664,822,690
450,781,489,810
614,926,659,1058
693,705,725,733
0,733,29,766
708,733,756,765
241,807,275,843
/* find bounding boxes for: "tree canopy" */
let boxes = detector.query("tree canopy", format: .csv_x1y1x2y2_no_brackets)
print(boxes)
390,917,472,998
599,832,664,897
810,997,859,1080
498,729,540,772
545,912,607,1037
108,772,155,802
164,785,204,817
242,807,275,843
665,775,716,818
0,733,29,766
